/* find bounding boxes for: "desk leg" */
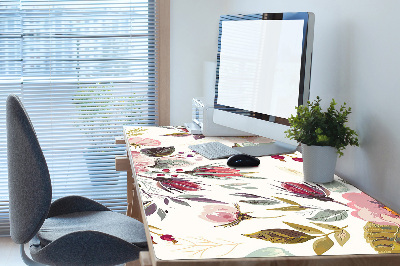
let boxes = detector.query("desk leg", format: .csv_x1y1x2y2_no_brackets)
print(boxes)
124,252,151,266
127,169,143,223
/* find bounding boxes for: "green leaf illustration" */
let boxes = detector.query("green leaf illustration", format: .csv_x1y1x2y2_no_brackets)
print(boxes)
313,236,334,255
267,206,308,211
283,221,324,234
334,229,350,246
307,210,348,222
239,199,279,205
243,229,317,244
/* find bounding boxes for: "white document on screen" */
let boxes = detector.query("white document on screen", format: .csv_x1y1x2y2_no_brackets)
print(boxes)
217,19,304,118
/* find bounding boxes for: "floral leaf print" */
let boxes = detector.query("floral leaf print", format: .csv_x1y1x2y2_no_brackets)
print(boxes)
221,183,257,190
160,234,178,244
199,203,283,228
279,182,346,206
151,158,192,169
141,146,175,157
199,205,239,225
313,236,334,255
243,229,317,244
343,192,400,226
273,196,300,206
131,151,155,172
244,222,350,255
169,197,191,207
277,166,303,176
157,208,166,220
128,137,161,148
187,165,243,179
144,202,157,216
231,192,264,198
125,127,147,138
193,134,205,140
283,221,324,235
174,237,241,258
163,132,191,137
364,222,400,253
310,222,341,231
155,177,201,193
239,199,280,205
271,155,286,161
307,210,348,222
179,194,227,204
267,206,309,212
149,226,178,244
245,247,294,257
322,181,350,193
334,229,350,246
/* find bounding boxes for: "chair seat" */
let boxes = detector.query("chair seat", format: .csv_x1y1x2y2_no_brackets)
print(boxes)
37,211,147,248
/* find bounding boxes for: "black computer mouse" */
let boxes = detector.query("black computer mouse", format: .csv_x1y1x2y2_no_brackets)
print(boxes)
227,154,260,167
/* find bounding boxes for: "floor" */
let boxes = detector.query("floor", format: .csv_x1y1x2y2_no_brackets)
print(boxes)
0,236,141,266
0,237,25,266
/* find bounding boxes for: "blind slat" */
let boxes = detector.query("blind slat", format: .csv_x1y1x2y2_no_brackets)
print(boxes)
0,0,159,236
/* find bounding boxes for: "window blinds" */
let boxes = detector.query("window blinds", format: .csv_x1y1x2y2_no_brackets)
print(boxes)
0,0,159,236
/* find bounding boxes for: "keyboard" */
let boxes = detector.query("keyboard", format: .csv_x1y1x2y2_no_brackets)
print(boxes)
188,142,243,160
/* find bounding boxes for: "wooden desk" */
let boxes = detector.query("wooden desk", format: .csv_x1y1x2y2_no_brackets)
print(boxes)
119,126,400,266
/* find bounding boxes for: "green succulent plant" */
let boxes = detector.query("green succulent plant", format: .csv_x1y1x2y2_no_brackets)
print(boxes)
285,96,359,157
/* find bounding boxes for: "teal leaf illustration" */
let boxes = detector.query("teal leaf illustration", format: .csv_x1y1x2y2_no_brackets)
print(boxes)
157,208,166,220
245,247,294,257
221,183,251,190
239,199,279,205
323,181,350,193
307,210,348,222
169,197,191,206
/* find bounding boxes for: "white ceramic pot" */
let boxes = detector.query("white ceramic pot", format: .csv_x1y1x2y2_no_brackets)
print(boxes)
301,144,338,183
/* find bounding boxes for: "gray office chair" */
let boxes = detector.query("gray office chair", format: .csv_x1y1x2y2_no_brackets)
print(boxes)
6,94,148,265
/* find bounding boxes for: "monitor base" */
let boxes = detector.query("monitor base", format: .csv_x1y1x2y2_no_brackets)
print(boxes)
233,141,298,157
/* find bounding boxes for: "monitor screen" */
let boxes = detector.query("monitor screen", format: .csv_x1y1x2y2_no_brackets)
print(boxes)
213,13,315,156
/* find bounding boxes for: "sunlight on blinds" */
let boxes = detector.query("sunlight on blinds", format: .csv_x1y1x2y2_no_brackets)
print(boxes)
0,0,159,236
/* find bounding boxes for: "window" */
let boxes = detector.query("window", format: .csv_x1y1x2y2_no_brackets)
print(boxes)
0,0,169,236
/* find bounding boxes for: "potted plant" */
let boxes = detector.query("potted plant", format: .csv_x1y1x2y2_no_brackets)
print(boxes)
285,96,359,183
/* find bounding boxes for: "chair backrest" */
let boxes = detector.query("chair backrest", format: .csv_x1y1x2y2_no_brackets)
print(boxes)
6,94,52,244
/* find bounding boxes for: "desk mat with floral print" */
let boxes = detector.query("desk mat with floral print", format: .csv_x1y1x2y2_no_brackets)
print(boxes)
124,126,400,260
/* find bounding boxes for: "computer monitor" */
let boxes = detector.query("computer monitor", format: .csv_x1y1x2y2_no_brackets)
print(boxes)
213,12,315,156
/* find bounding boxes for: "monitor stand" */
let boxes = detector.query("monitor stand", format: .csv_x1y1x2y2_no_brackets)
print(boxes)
232,141,298,157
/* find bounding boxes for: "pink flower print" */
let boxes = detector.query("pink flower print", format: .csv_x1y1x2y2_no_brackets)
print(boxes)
160,234,178,244
199,205,238,224
128,137,161,148
131,151,154,172
343,192,400,226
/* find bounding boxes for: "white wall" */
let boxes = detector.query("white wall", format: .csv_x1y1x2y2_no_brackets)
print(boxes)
170,0,400,212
